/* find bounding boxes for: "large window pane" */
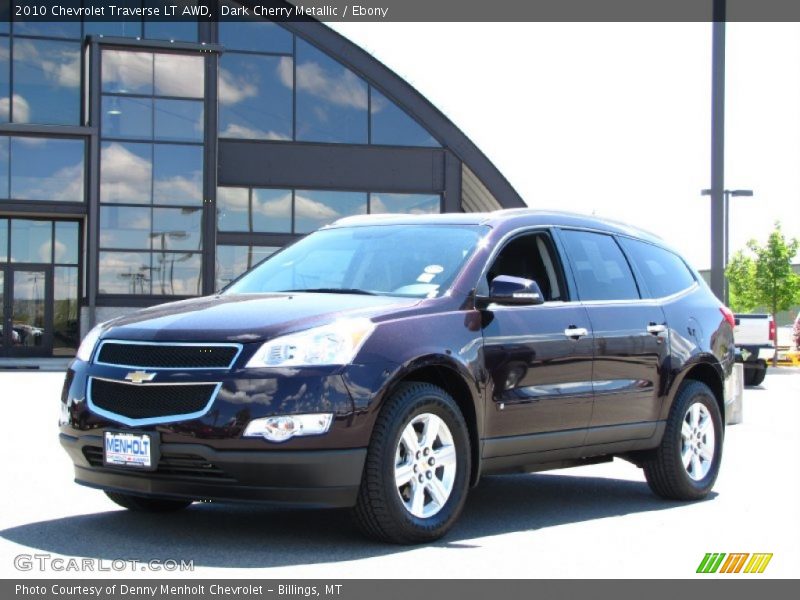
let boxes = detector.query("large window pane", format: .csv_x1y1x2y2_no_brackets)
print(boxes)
620,237,696,298
294,190,367,234
153,144,203,206
370,89,440,147
0,219,7,261
152,207,202,251
10,220,52,263
151,252,201,295
100,206,151,249
154,53,204,98
10,137,85,202
102,96,152,139
0,137,8,197
99,251,152,294
370,193,441,215
100,142,152,204
53,266,79,357
216,245,279,291
219,3,293,53
219,54,292,140
154,99,203,142
12,39,80,125
295,40,367,144
54,222,79,265
0,37,9,123
216,187,249,232
252,188,292,233
102,50,153,95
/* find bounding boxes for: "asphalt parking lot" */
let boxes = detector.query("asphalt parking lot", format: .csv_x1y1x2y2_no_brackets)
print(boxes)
1,368,797,579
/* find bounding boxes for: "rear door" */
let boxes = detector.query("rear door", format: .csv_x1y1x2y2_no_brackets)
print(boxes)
557,229,669,444
481,230,594,454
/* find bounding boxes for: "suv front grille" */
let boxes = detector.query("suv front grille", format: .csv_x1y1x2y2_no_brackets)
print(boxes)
96,341,240,370
88,378,218,421
82,446,232,480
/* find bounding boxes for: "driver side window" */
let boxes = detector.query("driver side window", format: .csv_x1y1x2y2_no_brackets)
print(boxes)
486,232,567,302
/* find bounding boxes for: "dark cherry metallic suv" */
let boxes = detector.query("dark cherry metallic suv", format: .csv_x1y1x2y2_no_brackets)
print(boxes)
60,210,736,544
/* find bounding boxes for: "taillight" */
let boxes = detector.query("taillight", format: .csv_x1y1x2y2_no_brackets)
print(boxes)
720,305,736,329
769,317,776,343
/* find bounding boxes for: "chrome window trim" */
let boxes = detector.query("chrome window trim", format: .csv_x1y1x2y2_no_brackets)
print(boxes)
93,339,244,370
86,376,222,427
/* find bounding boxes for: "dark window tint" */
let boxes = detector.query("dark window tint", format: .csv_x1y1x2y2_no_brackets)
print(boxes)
487,232,566,302
620,237,696,298
560,229,639,301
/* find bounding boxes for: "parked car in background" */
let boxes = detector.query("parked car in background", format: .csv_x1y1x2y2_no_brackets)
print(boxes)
59,210,736,544
733,313,775,386
794,314,800,350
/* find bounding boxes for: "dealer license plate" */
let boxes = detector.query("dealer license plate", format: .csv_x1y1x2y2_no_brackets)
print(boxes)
103,431,156,470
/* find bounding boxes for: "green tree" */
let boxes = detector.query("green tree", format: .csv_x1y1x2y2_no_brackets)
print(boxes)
725,222,800,365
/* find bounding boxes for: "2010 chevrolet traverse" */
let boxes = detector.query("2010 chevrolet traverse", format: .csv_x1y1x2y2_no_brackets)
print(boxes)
60,210,735,544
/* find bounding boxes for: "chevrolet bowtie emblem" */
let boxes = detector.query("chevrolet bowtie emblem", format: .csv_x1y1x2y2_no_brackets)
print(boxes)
125,371,156,384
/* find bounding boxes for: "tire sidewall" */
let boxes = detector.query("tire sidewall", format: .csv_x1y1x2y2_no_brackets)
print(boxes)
380,390,471,538
672,385,724,496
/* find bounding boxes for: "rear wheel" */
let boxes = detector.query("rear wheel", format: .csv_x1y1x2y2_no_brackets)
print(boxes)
643,381,723,500
749,364,767,386
353,382,471,544
105,491,193,512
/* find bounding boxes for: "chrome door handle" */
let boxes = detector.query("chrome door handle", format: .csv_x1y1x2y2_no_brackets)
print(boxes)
564,327,589,339
647,323,667,335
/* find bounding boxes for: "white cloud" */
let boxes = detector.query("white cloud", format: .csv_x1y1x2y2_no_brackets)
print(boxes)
218,123,290,141
291,57,367,110
0,94,31,123
218,66,259,106
100,143,151,204
14,39,80,89
14,161,84,202
293,193,342,221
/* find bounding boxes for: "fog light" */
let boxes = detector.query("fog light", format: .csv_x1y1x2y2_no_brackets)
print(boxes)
243,414,333,442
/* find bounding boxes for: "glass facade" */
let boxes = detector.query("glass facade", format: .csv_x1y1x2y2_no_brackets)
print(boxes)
0,15,477,358
98,48,205,297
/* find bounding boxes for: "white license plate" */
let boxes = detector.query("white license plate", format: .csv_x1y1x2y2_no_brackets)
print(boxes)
104,432,154,469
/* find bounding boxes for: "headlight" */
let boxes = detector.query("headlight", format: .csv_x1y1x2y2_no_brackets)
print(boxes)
243,414,333,442
245,318,374,368
75,323,106,363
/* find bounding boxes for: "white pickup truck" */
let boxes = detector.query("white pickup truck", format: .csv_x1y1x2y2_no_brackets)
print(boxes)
734,313,776,386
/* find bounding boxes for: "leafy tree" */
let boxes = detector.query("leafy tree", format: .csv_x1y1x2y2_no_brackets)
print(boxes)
725,222,800,365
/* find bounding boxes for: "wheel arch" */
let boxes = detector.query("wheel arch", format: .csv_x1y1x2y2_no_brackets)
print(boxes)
666,358,725,425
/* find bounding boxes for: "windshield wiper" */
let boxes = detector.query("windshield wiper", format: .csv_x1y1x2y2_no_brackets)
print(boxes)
281,288,377,296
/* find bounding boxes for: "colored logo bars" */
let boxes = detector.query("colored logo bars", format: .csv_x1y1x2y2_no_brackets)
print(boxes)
697,553,773,574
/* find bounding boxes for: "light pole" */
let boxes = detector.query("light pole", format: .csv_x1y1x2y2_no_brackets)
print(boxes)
701,188,754,303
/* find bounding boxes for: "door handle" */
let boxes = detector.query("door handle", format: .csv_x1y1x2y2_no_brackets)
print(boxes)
647,323,667,335
564,327,589,339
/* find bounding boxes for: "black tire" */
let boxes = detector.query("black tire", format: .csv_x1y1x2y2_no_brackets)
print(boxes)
749,365,766,386
352,382,471,544
643,381,723,500
743,367,756,386
105,491,193,512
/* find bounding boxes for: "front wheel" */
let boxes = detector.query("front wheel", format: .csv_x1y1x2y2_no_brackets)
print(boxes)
353,382,471,544
643,381,723,500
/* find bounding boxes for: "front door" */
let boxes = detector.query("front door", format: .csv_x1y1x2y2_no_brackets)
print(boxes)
1,265,54,357
481,231,595,456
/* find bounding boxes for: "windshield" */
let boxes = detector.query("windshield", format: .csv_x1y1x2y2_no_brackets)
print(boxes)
224,224,488,298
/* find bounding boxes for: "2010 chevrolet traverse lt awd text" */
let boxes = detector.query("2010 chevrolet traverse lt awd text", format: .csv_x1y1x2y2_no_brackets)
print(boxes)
60,210,735,544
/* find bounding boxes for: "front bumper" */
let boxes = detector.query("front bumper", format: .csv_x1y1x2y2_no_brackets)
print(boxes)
60,433,366,508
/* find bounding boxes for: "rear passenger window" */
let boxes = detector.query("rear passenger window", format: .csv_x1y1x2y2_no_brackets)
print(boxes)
619,237,696,298
559,230,639,301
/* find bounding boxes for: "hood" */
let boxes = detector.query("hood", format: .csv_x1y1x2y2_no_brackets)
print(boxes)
101,293,422,343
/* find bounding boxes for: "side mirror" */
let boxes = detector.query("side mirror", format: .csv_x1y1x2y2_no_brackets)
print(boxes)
483,275,545,306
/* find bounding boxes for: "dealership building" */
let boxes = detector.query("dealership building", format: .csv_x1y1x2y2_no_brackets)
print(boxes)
0,4,524,358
